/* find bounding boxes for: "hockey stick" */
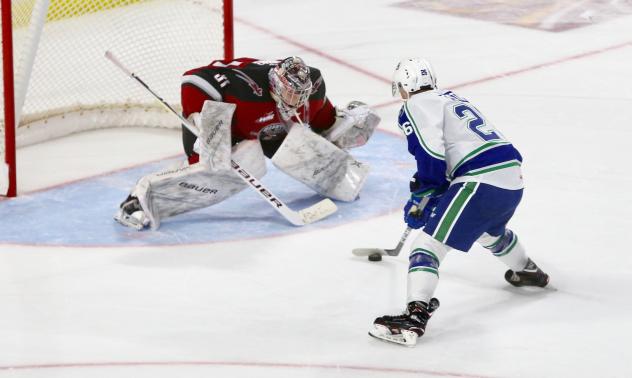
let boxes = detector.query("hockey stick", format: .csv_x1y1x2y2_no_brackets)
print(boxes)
352,197,429,257
352,226,412,257
105,51,337,226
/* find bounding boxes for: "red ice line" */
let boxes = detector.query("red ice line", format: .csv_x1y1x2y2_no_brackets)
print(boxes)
236,16,632,109
371,40,632,109
235,16,391,84
0,360,495,378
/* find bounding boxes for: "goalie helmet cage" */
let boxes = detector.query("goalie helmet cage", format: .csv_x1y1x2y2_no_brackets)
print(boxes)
0,0,234,197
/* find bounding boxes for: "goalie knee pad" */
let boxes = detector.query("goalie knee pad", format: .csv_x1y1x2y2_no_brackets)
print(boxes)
232,139,267,177
271,124,369,202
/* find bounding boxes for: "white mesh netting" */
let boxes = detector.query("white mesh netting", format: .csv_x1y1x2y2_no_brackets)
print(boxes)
1,0,226,148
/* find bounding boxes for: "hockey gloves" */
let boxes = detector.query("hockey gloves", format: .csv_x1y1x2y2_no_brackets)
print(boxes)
404,173,441,229
404,193,438,229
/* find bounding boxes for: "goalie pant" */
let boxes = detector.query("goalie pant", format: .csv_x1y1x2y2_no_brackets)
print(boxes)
128,125,369,230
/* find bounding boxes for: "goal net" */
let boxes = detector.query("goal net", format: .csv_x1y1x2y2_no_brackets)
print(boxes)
1,0,233,196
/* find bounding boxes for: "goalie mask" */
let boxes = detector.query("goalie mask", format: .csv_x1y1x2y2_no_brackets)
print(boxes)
392,57,437,98
269,56,313,112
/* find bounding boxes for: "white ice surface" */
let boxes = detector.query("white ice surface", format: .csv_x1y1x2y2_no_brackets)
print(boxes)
2,1,632,377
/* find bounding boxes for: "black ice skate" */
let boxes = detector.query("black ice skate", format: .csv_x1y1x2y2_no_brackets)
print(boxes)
369,298,440,347
505,258,549,288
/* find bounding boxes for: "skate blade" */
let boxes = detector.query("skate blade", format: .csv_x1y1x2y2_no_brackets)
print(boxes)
368,325,417,347
114,211,146,231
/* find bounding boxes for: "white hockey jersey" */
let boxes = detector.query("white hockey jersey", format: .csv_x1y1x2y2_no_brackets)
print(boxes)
398,89,523,196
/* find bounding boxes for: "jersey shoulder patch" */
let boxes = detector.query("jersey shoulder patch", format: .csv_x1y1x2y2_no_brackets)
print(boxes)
308,67,326,99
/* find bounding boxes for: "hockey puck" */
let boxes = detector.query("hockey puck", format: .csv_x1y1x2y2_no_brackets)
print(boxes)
368,253,382,262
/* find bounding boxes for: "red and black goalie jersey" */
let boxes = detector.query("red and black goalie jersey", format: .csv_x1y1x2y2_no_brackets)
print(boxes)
181,57,337,162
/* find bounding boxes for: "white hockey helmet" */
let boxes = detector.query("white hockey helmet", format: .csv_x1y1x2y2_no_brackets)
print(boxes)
391,57,437,98
269,56,313,110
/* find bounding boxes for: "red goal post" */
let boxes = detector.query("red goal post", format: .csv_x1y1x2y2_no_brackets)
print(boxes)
1,0,234,197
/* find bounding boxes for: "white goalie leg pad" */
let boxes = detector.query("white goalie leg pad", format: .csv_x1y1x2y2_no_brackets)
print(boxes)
322,102,381,149
271,125,370,202
193,100,235,171
129,140,266,230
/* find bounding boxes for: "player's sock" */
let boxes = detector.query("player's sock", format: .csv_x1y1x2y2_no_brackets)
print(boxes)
479,230,549,287
406,233,450,304
480,229,529,271
369,298,440,346
505,258,549,287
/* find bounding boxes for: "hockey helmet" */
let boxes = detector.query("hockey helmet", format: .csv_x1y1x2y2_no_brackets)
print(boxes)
269,56,313,110
392,57,437,98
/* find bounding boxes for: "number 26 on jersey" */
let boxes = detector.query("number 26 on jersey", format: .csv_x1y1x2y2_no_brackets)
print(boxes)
453,104,501,142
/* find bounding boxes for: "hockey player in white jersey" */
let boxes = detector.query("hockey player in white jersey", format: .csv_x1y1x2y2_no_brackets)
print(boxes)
369,58,550,347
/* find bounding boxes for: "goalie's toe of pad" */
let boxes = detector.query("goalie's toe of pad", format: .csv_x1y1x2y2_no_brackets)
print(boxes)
114,209,149,230
114,196,150,230
114,195,151,230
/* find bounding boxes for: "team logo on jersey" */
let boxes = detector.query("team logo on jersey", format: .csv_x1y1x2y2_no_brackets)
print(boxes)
233,70,263,96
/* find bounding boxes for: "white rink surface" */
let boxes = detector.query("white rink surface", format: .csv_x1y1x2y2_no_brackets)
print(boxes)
2,1,632,377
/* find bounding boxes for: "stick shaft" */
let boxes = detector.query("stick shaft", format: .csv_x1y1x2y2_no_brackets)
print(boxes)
352,226,412,257
392,227,412,254
105,51,198,137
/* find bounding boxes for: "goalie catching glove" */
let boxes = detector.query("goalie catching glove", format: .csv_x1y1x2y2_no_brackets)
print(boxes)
322,101,380,149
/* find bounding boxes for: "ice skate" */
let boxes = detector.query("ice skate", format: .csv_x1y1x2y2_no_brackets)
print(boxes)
369,298,440,347
505,258,549,288
114,195,149,230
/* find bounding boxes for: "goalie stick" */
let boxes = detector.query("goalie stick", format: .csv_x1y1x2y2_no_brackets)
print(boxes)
352,226,412,257
105,51,337,226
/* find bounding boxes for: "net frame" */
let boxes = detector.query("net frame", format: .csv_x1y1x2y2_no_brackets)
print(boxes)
1,0,233,197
